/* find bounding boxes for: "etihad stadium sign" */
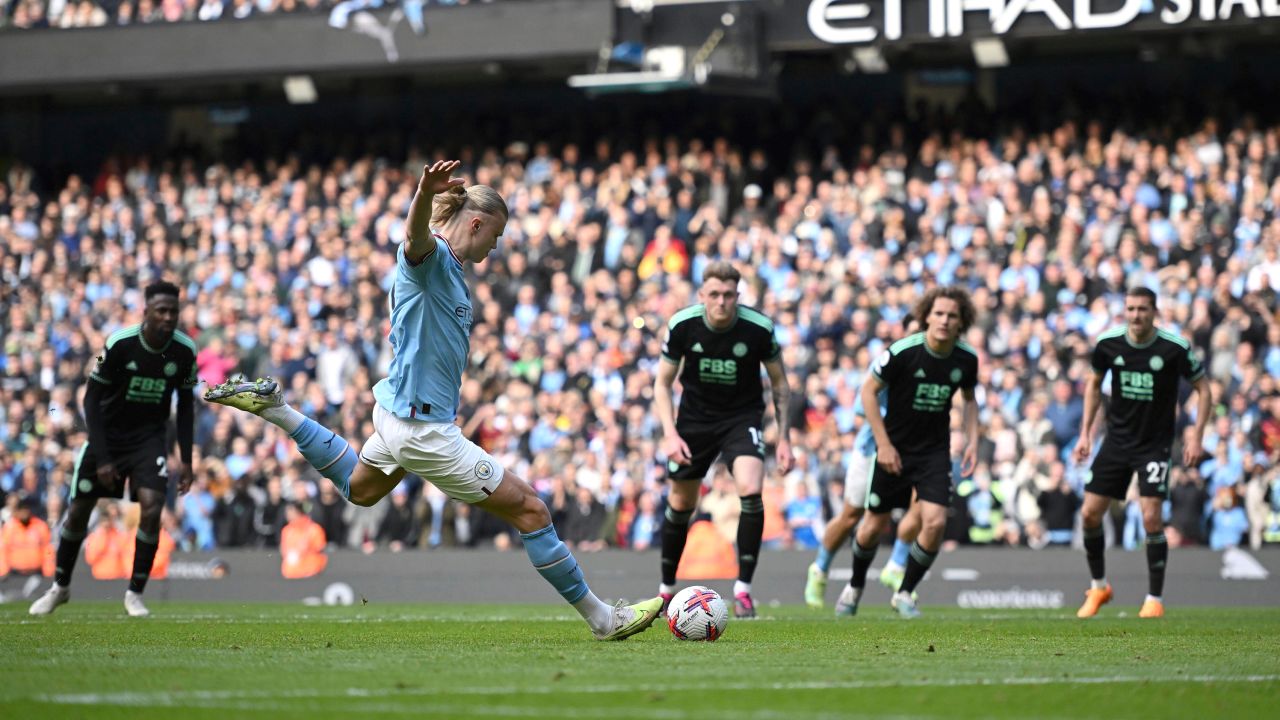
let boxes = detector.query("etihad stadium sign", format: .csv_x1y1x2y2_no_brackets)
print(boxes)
806,0,1280,44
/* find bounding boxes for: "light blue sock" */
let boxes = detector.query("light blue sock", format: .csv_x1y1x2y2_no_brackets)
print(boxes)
890,538,911,568
815,546,834,574
522,524,590,604
290,417,357,499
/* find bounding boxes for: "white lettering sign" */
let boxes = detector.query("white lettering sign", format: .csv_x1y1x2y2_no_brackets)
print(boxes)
806,0,1280,44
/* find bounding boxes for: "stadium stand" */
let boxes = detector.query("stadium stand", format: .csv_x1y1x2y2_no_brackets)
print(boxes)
3,98,1278,556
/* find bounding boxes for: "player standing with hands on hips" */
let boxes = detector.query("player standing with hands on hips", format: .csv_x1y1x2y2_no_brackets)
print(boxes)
654,261,794,618
1074,287,1210,619
836,287,980,619
204,160,661,640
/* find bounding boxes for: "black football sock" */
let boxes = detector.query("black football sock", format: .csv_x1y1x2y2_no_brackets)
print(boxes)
660,506,694,587
899,541,938,595
1145,531,1168,598
53,527,87,588
736,494,764,584
128,530,160,594
1084,523,1106,583
850,540,878,590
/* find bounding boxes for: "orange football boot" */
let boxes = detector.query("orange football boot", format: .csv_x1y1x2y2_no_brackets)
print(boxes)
1076,584,1113,618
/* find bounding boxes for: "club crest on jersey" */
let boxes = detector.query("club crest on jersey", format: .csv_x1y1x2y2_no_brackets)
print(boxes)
733,342,748,358
950,368,962,383
79,478,93,493
1149,355,1164,371
164,362,178,377
474,460,494,481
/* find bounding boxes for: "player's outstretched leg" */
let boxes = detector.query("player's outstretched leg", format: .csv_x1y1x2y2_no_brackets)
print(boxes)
484,471,661,640
205,377,358,500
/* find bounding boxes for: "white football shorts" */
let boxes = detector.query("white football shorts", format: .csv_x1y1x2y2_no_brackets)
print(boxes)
843,450,875,508
361,403,505,503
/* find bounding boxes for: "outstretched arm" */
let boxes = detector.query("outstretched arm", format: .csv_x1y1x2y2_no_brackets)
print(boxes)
405,159,465,264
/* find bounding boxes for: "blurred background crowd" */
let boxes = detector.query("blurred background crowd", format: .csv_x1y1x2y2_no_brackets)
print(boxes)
0,0,479,30
2,99,1280,573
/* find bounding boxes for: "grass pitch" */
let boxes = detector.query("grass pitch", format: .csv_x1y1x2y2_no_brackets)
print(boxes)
1,602,1277,719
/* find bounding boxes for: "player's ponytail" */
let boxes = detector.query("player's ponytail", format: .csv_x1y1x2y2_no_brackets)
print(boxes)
431,184,509,226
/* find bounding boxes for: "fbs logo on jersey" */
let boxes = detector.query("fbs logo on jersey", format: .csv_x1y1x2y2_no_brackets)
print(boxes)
1113,356,1125,367
126,361,139,371
691,343,704,353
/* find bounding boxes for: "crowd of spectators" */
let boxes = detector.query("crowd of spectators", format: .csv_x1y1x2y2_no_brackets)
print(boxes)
0,0,484,30
2,107,1280,566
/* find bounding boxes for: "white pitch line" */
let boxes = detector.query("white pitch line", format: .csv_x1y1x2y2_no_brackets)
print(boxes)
30,674,1280,707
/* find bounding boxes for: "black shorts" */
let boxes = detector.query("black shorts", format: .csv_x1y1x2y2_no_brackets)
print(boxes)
70,437,172,502
1087,440,1171,500
667,413,765,482
866,451,952,512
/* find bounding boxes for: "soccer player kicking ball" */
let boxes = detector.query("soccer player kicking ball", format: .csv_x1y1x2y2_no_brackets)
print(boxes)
653,261,794,618
1073,287,1210,619
30,282,198,618
205,160,661,640
836,287,980,619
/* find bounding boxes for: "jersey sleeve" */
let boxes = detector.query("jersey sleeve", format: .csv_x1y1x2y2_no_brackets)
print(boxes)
1178,342,1205,383
762,324,781,362
89,342,126,386
961,354,979,391
661,320,686,364
1089,339,1113,374
870,346,902,386
180,354,200,390
397,237,446,288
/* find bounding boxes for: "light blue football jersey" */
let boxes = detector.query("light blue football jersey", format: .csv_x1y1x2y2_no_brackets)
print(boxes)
373,236,472,423
854,390,887,456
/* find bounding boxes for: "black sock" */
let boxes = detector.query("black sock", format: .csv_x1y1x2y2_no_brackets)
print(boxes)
1084,523,1106,581
53,528,87,588
128,533,160,594
736,494,765,584
659,506,694,587
850,540,878,590
1145,531,1168,598
899,541,938,594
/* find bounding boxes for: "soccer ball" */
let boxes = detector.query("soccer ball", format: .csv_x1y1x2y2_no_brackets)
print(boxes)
666,585,729,641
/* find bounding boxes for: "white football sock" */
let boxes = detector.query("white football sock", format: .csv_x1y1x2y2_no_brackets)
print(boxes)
260,403,306,434
571,590,615,634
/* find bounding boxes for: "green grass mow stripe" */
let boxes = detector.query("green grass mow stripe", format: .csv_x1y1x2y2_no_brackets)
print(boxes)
2,604,1277,720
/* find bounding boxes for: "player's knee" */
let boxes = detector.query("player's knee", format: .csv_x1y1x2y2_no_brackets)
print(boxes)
521,495,552,529
349,487,380,507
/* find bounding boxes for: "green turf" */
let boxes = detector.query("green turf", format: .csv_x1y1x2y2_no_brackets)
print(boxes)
1,602,1277,719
